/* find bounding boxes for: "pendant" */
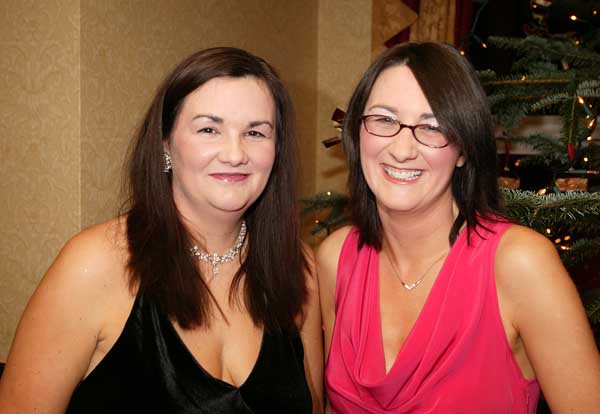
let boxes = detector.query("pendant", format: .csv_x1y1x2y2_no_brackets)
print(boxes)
401,280,422,290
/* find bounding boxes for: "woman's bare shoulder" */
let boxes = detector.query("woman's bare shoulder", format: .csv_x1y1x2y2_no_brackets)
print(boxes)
0,217,132,413
56,217,130,287
495,223,566,290
315,225,353,303
316,225,353,272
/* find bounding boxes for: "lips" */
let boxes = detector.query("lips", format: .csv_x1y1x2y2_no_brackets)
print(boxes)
209,173,249,183
382,165,422,181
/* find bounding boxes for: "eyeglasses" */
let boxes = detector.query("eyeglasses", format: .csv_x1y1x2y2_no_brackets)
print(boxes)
361,114,449,148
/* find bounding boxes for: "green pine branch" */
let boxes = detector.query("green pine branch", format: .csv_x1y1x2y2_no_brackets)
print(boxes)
530,92,572,111
488,36,600,67
301,192,349,214
502,190,600,231
586,293,600,325
504,134,568,166
561,238,600,269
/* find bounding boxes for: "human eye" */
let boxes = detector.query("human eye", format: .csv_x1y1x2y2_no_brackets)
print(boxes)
246,130,267,138
371,115,397,125
419,124,441,133
197,127,218,134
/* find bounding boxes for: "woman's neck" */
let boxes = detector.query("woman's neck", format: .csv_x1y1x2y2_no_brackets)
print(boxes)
378,199,458,264
181,210,245,254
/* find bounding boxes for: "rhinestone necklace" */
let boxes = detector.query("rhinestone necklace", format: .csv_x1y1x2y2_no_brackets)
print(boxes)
190,221,247,276
384,249,448,291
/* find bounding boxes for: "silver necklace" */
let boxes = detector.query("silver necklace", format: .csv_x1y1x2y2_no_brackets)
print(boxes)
190,221,247,276
384,249,448,291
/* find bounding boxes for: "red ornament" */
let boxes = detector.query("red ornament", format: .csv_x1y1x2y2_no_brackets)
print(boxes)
567,143,576,162
504,140,512,171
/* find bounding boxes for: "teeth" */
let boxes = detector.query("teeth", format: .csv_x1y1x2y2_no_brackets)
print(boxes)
383,166,422,180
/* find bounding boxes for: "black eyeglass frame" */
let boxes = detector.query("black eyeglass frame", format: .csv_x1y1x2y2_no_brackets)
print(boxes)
360,115,449,149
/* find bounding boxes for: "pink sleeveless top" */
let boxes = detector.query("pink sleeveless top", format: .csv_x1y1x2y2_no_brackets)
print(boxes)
325,221,540,413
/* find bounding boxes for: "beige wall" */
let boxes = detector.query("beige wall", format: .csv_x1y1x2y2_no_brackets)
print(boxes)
79,0,319,226
0,0,370,359
315,0,371,195
0,0,81,360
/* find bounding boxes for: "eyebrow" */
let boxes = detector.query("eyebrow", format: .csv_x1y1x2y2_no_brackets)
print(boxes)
367,105,436,121
192,114,223,123
248,120,274,129
191,114,273,129
367,104,398,115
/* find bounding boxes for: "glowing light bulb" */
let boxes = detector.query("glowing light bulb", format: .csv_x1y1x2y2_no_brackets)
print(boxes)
570,15,578,21
326,191,331,196
587,136,593,141
584,157,589,162
521,76,527,81
545,228,552,234
314,219,320,224
460,50,465,56
564,235,571,241
578,96,585,104
481,42,488,49
589,119,596,128
555,238,562,244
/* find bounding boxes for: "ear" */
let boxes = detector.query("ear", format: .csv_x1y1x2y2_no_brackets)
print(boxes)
456,153,466,168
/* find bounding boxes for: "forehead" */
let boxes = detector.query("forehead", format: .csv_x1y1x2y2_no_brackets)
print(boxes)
366,65,432,113
180,76,275,119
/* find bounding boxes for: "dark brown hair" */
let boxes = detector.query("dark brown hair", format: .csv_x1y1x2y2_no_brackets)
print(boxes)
343,42,504,250
124,47,306,333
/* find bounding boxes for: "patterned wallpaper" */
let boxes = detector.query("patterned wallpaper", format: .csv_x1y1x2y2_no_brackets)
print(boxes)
80,0,320,227
315,0,372,195
0,0,81,360
0,0,320,360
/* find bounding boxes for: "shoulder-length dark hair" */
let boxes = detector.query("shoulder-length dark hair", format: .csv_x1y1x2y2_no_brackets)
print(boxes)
343,42,504,250
124,47,306,334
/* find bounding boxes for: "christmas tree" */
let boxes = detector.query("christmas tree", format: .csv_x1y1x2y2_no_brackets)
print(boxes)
304,1,600,343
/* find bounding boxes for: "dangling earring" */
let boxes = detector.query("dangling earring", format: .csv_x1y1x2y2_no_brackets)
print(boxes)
163,152,172,172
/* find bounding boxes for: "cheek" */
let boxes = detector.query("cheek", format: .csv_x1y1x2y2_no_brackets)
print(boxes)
359,133,382,190
253,142,276,172
426,148,462,176
359,132,383,170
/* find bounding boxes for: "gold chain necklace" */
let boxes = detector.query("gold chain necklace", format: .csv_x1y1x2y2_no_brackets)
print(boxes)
384,249,449,291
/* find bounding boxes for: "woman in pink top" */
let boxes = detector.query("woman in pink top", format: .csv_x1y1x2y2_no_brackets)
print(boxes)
317,42,600,413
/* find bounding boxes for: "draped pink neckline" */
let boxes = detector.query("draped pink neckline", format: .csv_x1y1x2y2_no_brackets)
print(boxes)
325,222,539,414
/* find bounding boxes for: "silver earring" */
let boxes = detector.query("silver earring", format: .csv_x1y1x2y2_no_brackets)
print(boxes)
163,152,172,172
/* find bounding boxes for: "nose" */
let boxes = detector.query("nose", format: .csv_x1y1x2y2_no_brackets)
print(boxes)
388,126,418,162
218,134,248,166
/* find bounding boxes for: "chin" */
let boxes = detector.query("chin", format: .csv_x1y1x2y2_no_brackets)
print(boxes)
209,198,252,214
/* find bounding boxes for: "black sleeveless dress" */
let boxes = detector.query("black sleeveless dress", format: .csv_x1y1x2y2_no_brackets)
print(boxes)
67,295,312,413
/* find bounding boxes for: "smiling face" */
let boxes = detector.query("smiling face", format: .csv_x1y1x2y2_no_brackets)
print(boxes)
359,64,465,218
164,76,276,220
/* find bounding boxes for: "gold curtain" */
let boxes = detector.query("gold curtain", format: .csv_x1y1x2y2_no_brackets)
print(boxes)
372,0,456,58
410,0,456,42
372,0,418,58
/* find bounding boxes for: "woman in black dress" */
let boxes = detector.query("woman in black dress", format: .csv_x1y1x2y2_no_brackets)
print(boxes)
0,47,323,414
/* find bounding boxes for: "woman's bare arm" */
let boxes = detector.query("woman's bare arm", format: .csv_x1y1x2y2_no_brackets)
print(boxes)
315,226,352,414
0,221,129,414
299,245,324,414
496,225,600,414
